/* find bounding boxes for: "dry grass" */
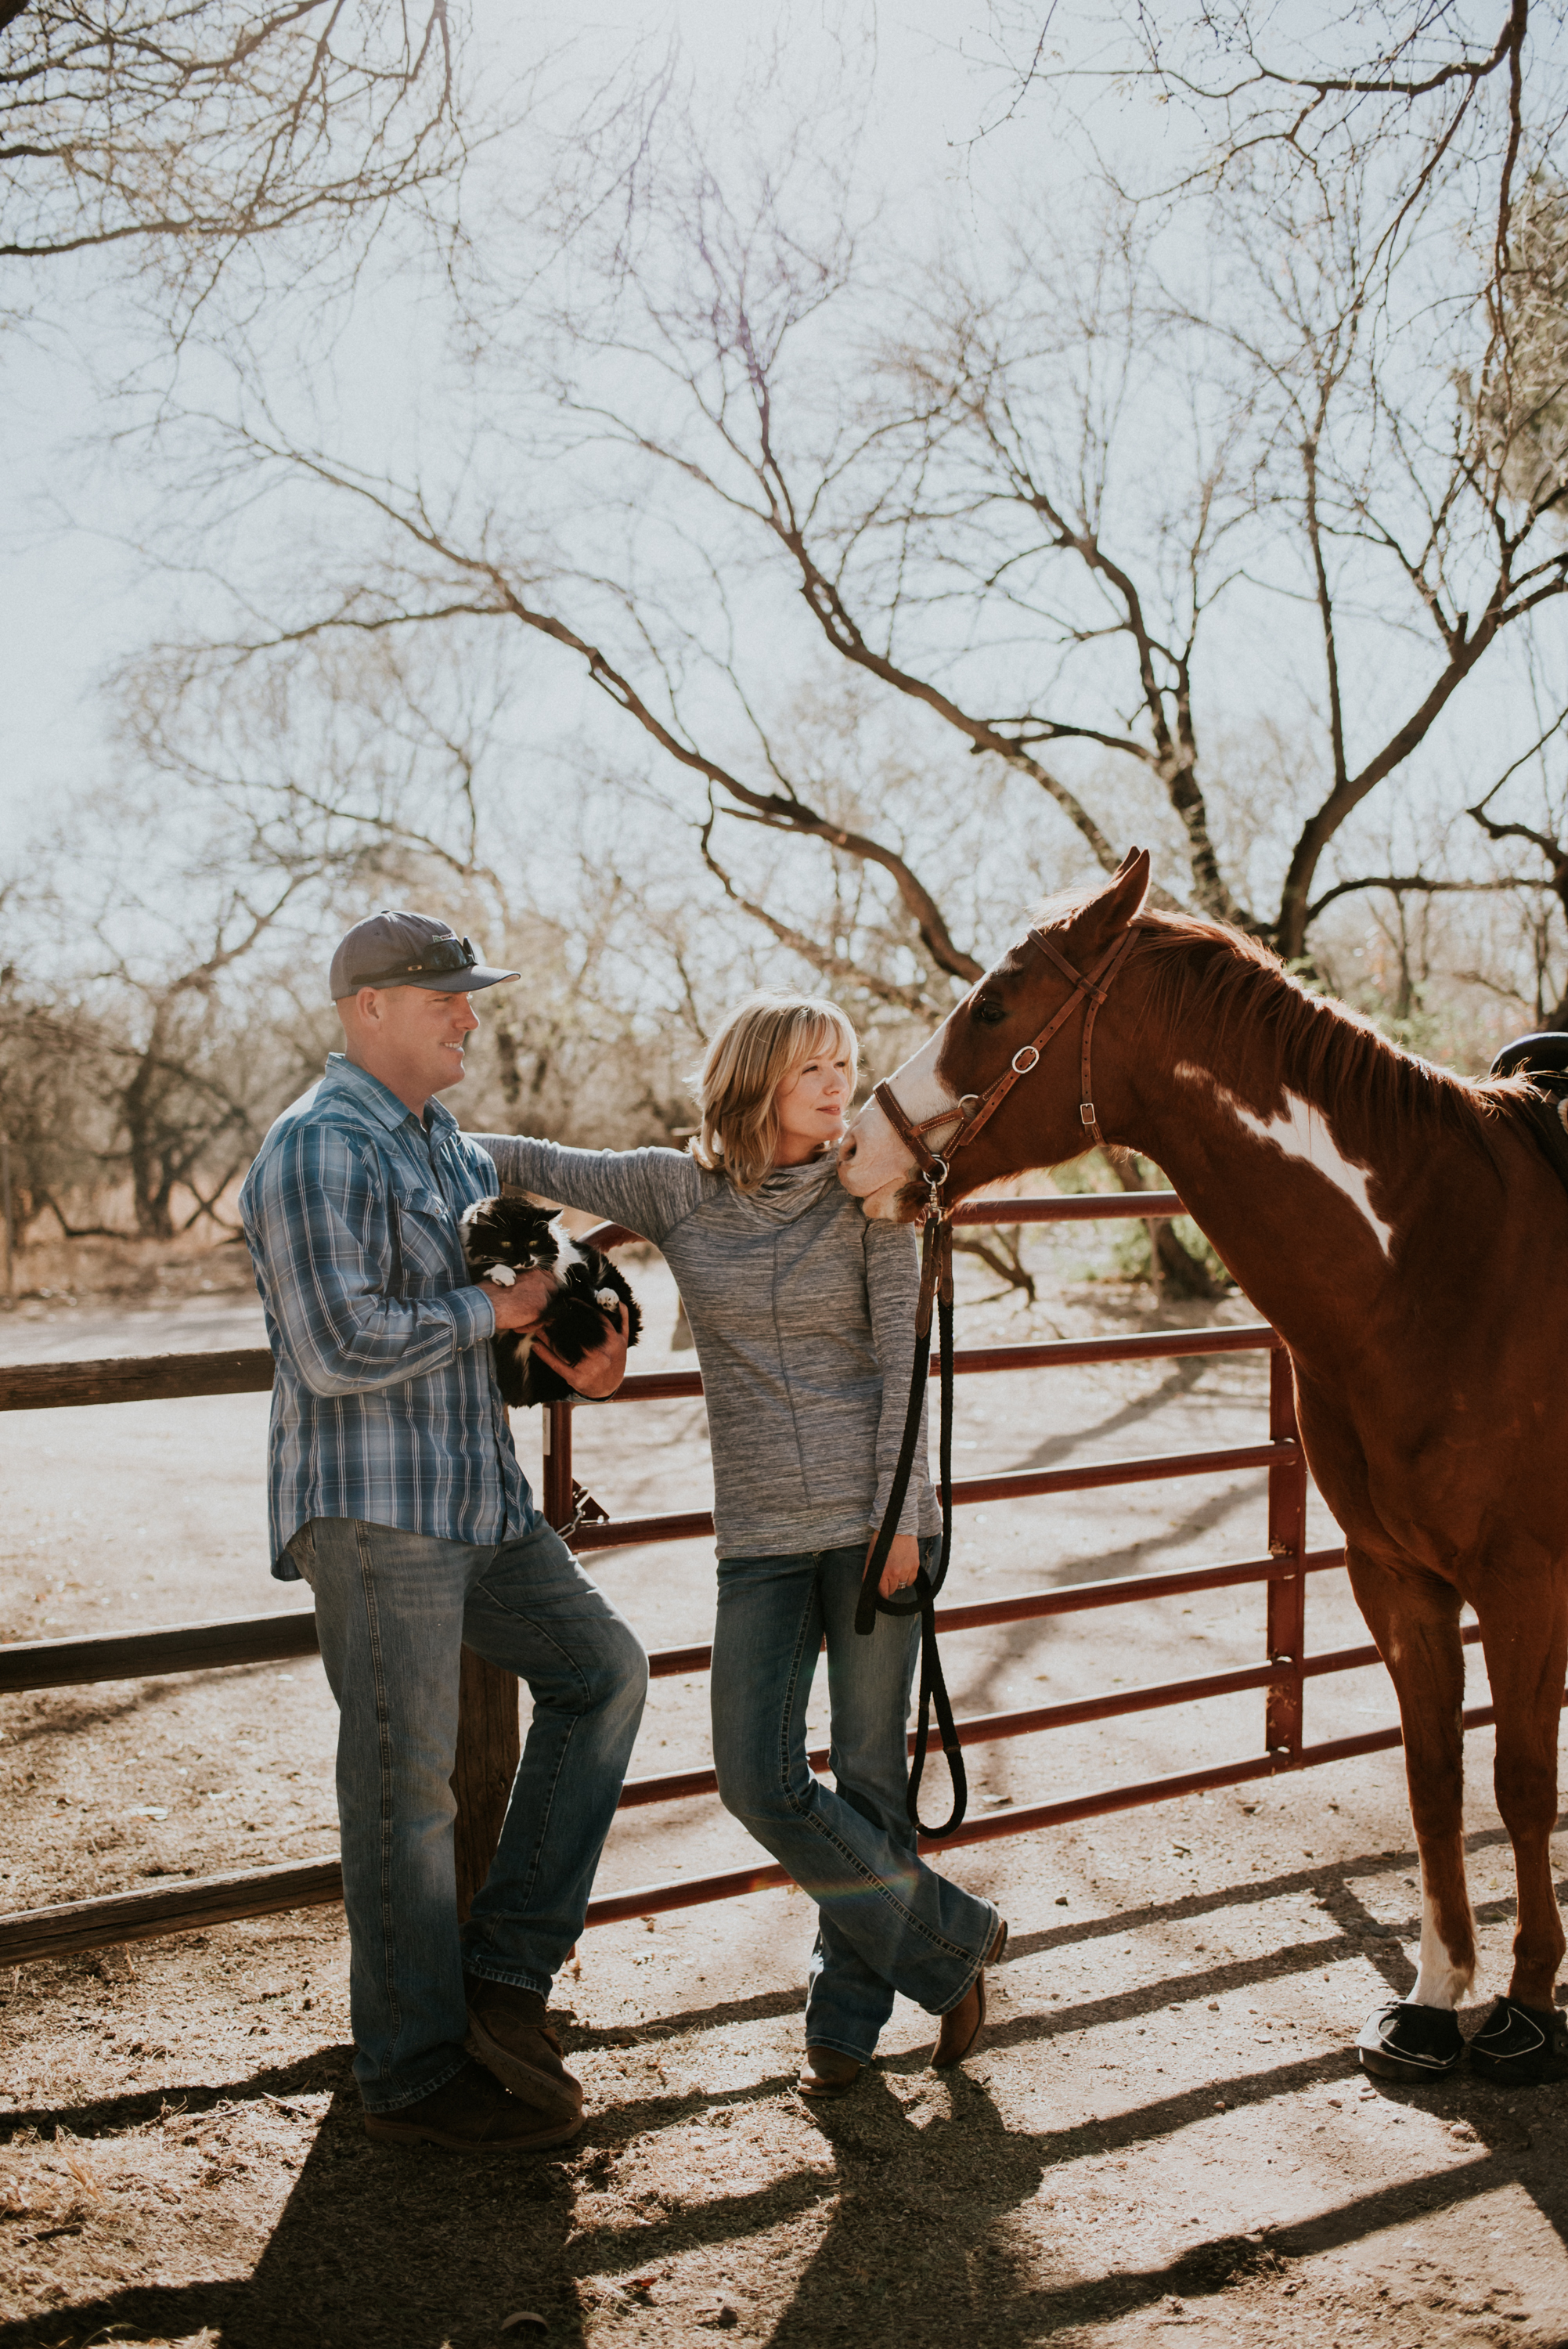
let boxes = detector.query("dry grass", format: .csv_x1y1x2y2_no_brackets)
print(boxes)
4,1219,258,1314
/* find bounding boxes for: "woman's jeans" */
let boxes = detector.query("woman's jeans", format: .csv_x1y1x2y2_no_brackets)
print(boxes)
711,1540,998,2063
291,1515,647,2113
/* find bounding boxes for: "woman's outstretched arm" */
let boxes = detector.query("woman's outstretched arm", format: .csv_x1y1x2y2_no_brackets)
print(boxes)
470,1135,703,1247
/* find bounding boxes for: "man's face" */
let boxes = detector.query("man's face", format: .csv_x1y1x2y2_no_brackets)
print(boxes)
344,982,481,1111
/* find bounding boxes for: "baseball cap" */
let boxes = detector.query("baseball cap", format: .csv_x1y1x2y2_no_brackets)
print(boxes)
329,911,520,1001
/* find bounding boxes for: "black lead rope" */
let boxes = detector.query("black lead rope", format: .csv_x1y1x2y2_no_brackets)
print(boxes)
854,1215,968,1838
852,907,1148,1837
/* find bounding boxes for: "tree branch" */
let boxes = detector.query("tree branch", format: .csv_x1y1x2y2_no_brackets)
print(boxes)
697,808,939,1012
1306,871,1552,923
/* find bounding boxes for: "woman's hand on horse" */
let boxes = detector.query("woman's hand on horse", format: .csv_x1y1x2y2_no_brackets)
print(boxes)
871,1532,921,1600
529,1303,629,1399
486,1268,558,1332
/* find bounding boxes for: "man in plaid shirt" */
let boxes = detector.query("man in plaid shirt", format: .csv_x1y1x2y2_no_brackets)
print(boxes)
241,911,645,2151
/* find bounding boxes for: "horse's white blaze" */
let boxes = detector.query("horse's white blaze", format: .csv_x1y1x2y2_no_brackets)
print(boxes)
1411,1885,1473,2009
839,1019,960,1216
1179,1066,1393,1257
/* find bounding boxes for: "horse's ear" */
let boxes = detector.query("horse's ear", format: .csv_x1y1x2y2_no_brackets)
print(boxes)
1108,846,1151,911
1072,846,1150,943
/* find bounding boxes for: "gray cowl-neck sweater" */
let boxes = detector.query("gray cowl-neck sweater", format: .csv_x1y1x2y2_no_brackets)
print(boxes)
473,1135,937,1560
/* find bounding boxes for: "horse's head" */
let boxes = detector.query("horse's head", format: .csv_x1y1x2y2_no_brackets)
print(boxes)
838,848,1152,1220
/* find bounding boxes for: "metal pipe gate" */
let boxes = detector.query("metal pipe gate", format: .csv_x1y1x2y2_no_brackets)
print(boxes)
0,1192,1475,1967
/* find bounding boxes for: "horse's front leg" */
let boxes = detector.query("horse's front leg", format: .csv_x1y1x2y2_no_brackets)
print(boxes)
1468,1571,1568,2084
1346,1550,1472,2081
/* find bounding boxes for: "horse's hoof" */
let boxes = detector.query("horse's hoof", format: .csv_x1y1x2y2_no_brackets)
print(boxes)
1357,1999,1464,2081
1467,1997,1568,2086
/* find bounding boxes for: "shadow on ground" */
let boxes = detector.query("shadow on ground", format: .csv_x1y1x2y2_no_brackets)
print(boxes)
4,1824,1567,2348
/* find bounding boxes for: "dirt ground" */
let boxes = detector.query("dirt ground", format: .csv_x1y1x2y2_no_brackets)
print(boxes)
3,1220,1567,2348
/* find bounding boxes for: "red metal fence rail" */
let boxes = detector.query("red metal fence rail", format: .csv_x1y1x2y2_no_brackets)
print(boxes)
0,1190,1486,1966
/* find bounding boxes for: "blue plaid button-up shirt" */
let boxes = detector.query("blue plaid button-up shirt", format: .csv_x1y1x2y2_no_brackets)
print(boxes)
240,1054,535,1578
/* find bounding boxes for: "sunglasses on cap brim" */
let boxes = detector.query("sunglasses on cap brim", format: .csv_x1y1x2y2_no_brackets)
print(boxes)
352,936,478,987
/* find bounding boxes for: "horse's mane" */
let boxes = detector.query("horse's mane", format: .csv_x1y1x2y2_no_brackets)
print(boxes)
1048,898,1527,1142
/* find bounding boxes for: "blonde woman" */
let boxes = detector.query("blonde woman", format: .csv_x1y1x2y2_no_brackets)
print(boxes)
475,993,1004,2094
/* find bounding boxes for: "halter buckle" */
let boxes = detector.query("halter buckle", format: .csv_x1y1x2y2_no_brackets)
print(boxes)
1079,1099,1097,1127
1011,1045,1040,1075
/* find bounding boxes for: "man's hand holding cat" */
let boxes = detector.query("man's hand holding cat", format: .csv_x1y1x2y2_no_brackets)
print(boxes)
531,1304,629,1399
486,1267,557,1331
485,1273,629,1399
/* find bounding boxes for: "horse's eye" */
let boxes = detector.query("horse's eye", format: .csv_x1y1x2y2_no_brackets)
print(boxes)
973,996,1007,1027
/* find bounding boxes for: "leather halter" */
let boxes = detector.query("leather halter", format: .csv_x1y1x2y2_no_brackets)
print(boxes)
871,916,1145,1207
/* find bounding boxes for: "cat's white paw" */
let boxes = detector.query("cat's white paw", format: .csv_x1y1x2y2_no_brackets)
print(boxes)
485,1265,517,1287
593,1287,618,1308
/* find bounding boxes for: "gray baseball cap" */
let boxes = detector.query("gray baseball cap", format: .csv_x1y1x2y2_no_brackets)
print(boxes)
329,911,519,1001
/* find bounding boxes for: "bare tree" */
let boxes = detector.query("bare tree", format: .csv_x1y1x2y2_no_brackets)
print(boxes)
141,5,1563,1014
63,0,1563,1304
122,627,739,1149
1465,713,1568,1023
1,0,470,312
542,8,1568,962
0,925,324,1242
99,881,328,1235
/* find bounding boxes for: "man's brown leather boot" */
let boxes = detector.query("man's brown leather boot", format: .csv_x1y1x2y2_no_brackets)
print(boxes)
364,2059,582,2151
465,1975,585,2123
798,2046,863,2099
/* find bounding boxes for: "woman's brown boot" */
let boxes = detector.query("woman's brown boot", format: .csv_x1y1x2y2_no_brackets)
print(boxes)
932,1919,1008,2069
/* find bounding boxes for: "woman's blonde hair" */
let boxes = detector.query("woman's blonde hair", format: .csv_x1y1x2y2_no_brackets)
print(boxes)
690,992,859,1193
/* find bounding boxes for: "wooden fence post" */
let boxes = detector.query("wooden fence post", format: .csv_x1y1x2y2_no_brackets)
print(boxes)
541,1395,574,1530
450,1646,521,1921
449,1401,576,1919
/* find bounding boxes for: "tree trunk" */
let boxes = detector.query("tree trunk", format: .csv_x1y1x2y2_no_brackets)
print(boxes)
952,1227,1036,1303
121,1038,176,1239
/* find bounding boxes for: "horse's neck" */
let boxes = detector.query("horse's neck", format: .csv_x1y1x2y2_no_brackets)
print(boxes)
1118,1025,1405,1355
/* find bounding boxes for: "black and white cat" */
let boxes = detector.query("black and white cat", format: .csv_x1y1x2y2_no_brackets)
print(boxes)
458,1195,643,1408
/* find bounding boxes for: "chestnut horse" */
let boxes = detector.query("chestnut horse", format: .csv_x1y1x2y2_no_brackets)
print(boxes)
839,848,1568,2085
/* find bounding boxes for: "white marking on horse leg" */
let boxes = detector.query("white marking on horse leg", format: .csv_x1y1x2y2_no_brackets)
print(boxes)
1410,1884,1472,2008
1181,1069,1394,1255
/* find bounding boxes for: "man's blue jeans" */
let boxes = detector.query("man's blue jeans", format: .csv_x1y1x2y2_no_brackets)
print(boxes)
711,1540,998,2065
290,1515,647,2113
